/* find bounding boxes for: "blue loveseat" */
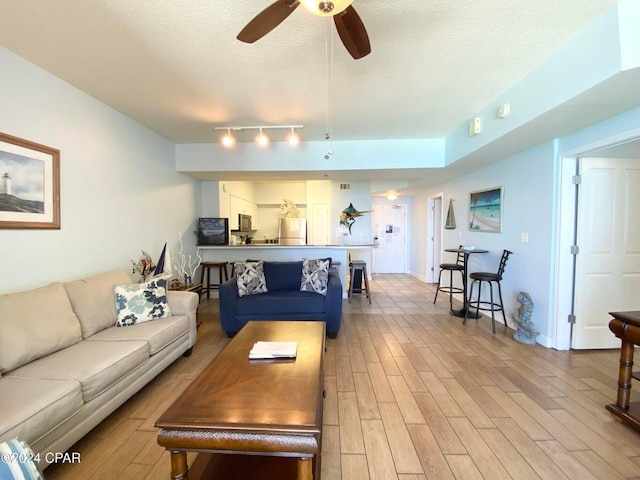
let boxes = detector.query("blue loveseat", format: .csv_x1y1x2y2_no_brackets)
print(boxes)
219,260,342,338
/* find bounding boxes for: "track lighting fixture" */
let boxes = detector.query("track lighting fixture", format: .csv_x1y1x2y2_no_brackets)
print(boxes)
214,125,303,148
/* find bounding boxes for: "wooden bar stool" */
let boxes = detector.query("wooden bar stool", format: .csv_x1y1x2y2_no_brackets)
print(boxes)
348,260,371,304
200,262,229,299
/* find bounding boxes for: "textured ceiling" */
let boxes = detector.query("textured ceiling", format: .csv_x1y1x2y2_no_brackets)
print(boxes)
0,0,619,147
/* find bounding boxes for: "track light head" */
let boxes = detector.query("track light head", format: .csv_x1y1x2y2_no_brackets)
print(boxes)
221,128,235,148
256,128,269,146
287,127,299,146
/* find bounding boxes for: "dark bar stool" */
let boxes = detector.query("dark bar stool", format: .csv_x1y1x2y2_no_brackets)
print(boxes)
348,260,371,304
433,245,465,310
464,250,513,333
200,262,229,299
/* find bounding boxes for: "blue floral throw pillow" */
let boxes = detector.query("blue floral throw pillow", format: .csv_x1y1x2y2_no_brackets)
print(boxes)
115,278,172,327
235,261,268,297
300,258,330,295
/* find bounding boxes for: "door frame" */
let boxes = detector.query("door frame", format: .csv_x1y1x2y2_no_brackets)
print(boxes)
553,128,640,350
427,194,443,283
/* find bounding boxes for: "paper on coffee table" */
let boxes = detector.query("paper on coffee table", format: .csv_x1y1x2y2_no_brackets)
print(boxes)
249,341,298,359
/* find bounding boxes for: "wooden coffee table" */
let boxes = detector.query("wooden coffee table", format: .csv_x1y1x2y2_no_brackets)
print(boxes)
155,320,326,480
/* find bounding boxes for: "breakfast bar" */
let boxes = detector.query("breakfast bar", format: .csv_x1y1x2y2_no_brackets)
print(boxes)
197,244,373,296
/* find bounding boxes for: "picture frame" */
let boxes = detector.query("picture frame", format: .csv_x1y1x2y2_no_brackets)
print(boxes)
469,186,503,233
197,217,230,245
0,132,60,229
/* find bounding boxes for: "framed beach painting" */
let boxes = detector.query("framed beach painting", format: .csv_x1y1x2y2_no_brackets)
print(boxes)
0,132,60,229
469,187,502,233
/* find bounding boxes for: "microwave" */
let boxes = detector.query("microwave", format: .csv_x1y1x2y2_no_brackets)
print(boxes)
238,214,252,231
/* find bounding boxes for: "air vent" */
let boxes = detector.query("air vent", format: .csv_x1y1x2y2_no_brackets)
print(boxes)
340,183,350,190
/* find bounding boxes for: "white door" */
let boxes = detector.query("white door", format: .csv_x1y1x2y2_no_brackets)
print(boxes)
429,197,443,283
372,204,407,273
309,204,329,245
572,157,640,349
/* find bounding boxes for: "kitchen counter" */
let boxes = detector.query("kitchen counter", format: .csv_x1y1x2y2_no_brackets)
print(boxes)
197,244,374,296
197,244,374,248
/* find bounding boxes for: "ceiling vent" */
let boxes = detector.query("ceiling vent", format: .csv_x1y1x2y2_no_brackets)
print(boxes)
340,183,350,190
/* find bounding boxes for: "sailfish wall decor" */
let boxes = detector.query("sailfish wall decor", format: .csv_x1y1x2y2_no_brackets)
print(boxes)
340,203,371,234
444,199,456,229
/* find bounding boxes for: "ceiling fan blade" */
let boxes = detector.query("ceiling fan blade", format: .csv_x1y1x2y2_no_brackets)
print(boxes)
333,6,371,59
237,0,300,43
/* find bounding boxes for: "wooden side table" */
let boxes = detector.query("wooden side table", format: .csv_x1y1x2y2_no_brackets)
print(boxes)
170,282,203,295
607,310,640,431
169,283,203,329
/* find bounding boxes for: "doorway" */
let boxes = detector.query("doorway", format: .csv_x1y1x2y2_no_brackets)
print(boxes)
571,157,640,349
427,195,443,283
372,203,407,273
554,131,640,350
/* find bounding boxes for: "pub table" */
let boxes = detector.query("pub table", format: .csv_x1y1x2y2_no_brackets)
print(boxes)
444,247,488,318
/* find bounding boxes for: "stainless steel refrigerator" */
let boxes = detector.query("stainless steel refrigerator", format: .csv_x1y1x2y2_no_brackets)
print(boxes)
278,217,307,245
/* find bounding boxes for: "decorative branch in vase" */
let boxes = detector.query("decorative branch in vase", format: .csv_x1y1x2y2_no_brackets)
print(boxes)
169,232,202,285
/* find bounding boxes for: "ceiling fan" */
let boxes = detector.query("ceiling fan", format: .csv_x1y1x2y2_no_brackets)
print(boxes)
237,0,371,59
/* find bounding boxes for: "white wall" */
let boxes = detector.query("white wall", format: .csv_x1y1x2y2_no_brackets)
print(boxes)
176,139,445,178
0,47,199,293
412,142,556,343
201,181,220,217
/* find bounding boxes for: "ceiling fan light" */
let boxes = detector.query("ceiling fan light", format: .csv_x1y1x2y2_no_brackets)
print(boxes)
299,0,353,17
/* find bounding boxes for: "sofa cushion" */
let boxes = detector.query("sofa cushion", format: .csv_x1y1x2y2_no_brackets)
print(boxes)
115,278,172,327
88,315,189,355
0,282,82,374
64,269,132,338
235,261,268,297
300,258,330,295
263,261,304,291
0,377,82,447
236,291,325,315
7,340,149,402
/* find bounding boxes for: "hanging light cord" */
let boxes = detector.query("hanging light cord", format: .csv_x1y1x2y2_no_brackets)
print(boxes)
325,17,334,149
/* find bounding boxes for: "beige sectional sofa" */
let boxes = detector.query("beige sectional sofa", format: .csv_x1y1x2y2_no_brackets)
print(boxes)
0,269,198,470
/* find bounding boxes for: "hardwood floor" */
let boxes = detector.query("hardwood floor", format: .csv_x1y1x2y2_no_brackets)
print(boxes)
44,274,640,479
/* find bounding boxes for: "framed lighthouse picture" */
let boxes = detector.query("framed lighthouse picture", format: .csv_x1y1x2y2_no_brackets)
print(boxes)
0,132,60,229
